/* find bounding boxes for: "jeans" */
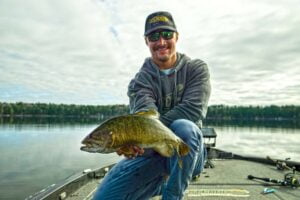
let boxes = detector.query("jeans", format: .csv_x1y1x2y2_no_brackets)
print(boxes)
93,119,206,200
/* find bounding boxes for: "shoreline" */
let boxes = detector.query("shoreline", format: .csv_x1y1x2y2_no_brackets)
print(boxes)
0,114,298,121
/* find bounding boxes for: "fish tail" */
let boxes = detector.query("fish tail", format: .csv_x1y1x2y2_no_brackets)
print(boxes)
178,142,189,156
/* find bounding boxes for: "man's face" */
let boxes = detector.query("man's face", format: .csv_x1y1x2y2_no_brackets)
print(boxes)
145,30,178,66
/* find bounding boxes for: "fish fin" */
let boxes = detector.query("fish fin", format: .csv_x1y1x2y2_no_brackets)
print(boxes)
176,143,189,168
118,146,135,155
178,142,189,156
134,109,159,118
154,144,174,157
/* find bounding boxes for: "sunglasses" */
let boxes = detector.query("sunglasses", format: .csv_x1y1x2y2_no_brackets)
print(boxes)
147,31,174,42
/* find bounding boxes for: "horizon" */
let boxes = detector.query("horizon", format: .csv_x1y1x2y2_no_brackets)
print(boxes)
1,0,300,106
1,101,299,107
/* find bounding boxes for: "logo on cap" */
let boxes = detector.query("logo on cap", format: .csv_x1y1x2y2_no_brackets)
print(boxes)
149,16,170,24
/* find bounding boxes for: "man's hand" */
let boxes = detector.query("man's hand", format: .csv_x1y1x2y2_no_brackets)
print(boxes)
116,145,145,159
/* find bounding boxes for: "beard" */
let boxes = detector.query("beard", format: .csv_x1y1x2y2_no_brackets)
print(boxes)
157,55,169,62
153,45,171,62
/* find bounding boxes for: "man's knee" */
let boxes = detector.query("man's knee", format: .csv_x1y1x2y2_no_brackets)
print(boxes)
169,119,202,142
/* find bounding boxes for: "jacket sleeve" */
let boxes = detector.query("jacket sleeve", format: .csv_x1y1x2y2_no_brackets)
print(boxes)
127,71,158,114
160,60,211,126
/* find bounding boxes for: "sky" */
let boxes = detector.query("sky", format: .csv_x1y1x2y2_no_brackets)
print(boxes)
0,0,299,106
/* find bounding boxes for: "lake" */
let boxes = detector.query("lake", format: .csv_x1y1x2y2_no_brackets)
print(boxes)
0,120,299,200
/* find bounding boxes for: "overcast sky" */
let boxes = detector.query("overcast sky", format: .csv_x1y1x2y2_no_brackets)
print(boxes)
1,0,299,106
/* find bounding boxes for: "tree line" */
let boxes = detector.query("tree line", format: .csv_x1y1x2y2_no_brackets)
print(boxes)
0,102,299,120
0,102,129,118
207,105,300,120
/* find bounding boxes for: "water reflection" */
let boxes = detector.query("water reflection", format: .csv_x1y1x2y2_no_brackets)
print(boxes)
0,117,299,200
205,118,300,129
0,122,121,200
213,125,300,162
1,116,299,129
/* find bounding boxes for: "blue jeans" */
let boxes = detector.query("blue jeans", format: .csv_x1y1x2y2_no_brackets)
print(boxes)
93,119,206,200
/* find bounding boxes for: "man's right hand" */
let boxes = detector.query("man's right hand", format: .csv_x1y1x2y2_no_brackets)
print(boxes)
116,145,145,159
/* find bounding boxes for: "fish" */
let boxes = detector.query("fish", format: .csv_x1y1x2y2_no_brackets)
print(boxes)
80,109,189,158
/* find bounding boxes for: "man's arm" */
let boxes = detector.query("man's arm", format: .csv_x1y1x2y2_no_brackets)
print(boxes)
127,71,158,113
160,60,211,126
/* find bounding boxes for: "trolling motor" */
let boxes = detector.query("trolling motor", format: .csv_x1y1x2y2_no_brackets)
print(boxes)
248,173,300,188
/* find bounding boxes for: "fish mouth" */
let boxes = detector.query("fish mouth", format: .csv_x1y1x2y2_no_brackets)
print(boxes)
81,142,96,149
80,144,101,153
80,144,89,151
80,143,110,153
80,145,88,151
80,143,114,154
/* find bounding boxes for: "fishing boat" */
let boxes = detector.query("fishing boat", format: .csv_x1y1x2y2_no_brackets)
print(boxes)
26,128,300,200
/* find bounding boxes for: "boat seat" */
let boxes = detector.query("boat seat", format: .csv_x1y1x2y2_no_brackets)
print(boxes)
201,127,217,148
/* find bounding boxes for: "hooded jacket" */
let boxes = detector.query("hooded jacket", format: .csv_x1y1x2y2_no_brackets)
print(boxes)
127,52,211,127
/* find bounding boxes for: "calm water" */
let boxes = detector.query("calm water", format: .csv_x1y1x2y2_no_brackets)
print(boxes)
0,122,299,200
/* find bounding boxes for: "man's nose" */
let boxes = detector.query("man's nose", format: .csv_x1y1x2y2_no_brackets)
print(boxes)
157,36,167,45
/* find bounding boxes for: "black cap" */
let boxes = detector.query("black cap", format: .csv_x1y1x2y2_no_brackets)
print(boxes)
144,11,177,36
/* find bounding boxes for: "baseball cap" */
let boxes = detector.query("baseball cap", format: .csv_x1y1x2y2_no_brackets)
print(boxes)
144,11,177,36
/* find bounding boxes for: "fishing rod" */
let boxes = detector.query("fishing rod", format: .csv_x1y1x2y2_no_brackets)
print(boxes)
247,173,300,188
266,156,294,171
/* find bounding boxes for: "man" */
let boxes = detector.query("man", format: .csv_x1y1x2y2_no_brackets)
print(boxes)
93,11,211,200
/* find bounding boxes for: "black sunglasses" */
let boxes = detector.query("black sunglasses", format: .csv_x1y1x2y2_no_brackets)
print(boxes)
147,31,174,42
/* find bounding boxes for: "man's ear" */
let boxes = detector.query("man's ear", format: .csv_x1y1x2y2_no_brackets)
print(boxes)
175,32,179,42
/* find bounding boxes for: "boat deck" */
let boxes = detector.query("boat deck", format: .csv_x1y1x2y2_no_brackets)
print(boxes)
65,159,299,200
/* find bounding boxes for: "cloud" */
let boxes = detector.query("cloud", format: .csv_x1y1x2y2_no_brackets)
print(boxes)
0,0,299,105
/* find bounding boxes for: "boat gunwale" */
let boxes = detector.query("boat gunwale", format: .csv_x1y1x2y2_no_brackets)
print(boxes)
26,148,300,200
26,163,115,200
